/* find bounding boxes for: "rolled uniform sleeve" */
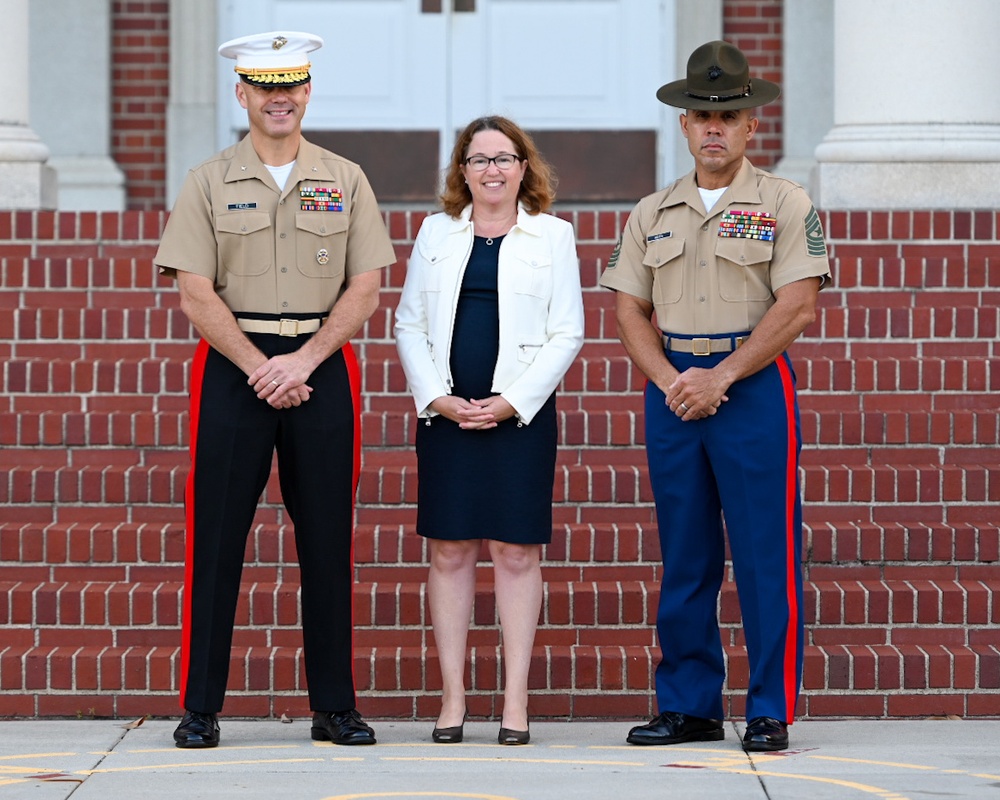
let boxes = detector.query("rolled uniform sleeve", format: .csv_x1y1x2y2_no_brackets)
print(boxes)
598,195,660,302
343,168,397,280
769,184,832,292
155,169,221,282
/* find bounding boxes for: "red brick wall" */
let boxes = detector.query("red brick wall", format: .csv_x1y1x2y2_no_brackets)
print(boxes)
724,0,783,169
1,207,998,718
111,1,169,211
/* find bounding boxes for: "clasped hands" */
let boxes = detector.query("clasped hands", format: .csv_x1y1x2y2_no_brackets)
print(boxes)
664,366,729,421
248,353,314,409
430,395,516,430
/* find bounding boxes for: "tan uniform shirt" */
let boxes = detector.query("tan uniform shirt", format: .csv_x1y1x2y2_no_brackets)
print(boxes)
600,158,831,334
155,135,395,314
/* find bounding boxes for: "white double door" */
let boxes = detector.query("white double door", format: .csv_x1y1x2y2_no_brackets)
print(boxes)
218,0,668,173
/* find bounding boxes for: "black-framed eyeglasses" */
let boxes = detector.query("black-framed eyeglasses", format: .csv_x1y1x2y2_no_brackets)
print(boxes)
463,154,523,171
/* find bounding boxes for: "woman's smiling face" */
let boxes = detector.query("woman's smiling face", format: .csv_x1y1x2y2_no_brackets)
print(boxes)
461,130,527,212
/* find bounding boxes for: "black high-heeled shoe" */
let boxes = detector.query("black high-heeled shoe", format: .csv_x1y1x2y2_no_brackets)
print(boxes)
432,710,467,743
498,726,530,745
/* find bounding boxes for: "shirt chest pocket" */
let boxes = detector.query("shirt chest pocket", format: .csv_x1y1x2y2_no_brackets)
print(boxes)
716,237,774,302
642,237,685,304
216,211,272,276
295,213,350,278
511,252,552,299
415,241,464,293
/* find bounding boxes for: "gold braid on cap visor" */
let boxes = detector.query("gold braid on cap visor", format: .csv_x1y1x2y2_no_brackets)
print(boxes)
235,64,311,84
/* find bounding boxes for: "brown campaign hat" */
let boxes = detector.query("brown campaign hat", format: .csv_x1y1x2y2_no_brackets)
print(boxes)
656,40,780,111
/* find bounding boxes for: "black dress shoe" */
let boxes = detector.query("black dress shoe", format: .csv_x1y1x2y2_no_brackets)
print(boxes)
742,716,788,751
173,710,220,748
311,709,377,745
498,726,530,745
432,710,467,743
626,711,724,746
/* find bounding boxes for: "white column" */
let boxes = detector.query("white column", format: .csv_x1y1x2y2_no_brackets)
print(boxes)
774,0,833,192
814,0,1000,209
0,0,57,209
167,0,217,207
665,0,724,182
29,0,125,210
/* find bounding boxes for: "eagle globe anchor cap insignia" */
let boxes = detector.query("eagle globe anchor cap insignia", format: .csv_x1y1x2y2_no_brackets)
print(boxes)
218,30,323,87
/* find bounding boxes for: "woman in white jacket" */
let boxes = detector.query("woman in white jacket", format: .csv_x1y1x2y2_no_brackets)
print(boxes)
395,116,584,745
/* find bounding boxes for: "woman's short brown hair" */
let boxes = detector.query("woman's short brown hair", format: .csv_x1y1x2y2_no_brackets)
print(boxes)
440,115,557,218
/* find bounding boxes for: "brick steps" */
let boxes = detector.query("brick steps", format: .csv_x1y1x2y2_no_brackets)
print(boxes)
6,353,999,397
2,642,997,720
4,209,1000,719
3,521,998,571
4,579,997,638
3,460,997,523
9,404,997,450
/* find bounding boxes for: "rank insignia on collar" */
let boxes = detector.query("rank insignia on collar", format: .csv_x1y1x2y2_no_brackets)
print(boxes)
301,186,343,211
717,209,776,241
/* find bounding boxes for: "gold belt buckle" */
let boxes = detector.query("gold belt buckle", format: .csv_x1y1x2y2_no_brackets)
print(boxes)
692,337,711,356
278,318,299,337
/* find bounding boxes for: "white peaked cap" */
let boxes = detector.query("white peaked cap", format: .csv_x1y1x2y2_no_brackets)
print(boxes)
218,31,323,86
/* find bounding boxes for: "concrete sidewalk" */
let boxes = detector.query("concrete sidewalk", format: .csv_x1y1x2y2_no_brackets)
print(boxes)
0,718,998,799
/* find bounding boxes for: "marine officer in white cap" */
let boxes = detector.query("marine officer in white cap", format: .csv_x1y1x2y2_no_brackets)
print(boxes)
155,30,395,748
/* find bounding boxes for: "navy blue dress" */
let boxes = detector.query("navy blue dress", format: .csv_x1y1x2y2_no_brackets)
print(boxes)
414,235,557,544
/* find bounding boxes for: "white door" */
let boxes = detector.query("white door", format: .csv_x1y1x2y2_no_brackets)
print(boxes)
218,0,670,201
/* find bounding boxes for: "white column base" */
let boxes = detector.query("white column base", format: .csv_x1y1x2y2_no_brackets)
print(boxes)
814,161,1000,209
814,123,1000,209
0,161,58,209
48,156,126,211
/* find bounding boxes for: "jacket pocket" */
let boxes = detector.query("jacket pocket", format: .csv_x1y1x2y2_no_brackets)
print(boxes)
216,211,272,276
642,237,685,304
716,237,773,301
295,212,349,278
511,252,553,299
517,336,548,364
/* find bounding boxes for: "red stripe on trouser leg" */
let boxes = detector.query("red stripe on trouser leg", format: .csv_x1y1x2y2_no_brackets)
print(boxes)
777,356,800,723
343,341,361,690
180,339,210,710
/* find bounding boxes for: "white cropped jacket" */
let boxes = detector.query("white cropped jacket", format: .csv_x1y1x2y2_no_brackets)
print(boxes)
394,204,584,424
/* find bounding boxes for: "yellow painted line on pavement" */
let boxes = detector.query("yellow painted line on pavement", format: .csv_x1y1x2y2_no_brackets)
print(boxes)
809,755,1000,782
809,755,937,770
0,753,75,760
383,756,644,767
76,757,339,774
0,766,68,775
120,744,300,754
717,767,909,800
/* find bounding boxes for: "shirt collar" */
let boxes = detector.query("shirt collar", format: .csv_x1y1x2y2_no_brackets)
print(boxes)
453,202,541,236
659,157,762,214
224,135,338,189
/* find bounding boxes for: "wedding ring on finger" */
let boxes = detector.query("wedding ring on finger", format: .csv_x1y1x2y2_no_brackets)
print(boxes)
271,380,280,387
680,402,689,412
